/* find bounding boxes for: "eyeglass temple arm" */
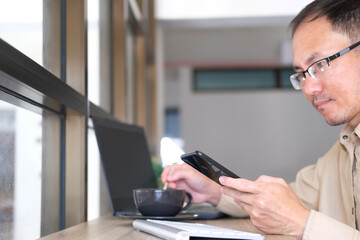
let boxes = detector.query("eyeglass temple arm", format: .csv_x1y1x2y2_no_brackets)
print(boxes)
328,40,360,62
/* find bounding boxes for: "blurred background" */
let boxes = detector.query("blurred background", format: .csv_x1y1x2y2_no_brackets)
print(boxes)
156,0,342,182
0,0,342,239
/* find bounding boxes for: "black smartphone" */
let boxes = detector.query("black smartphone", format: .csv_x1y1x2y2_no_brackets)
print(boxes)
180,151,240,185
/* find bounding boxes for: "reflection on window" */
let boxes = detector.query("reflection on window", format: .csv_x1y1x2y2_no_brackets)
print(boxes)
0,100,42,240
0,0,43,65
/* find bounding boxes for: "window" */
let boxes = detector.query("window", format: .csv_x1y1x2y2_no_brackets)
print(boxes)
88,0,101,106
125,23,137,123
0,98,61,240
87,0,112,111
86,0,158,222
194,68,293,91
87,0,112,221
165,108,180,138
280,68,294,88
0,0,157,238
0,0,43,66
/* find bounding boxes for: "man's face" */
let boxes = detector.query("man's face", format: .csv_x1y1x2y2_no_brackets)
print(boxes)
292,16,360,128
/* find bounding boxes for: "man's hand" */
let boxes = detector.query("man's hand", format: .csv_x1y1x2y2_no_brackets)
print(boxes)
161,163,221,206
219,175,310,239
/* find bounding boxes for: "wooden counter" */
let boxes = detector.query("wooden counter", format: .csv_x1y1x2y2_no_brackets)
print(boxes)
38,214,295,240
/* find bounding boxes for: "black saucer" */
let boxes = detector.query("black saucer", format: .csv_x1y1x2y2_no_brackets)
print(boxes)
117,213,198,220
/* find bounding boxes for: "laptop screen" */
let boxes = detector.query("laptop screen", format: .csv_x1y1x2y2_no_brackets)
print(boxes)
92,117,158,214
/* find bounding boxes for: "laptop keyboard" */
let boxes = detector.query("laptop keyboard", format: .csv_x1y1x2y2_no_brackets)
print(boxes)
145,219,264,239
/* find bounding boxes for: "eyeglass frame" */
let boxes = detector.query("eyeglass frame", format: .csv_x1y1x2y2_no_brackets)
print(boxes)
290,39,360,90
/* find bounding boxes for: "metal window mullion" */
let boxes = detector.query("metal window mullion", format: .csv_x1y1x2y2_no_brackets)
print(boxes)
59,0,67,231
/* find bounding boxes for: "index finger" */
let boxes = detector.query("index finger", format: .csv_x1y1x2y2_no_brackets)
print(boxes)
161,164,191,182
219,176,261,194
161,165,176,183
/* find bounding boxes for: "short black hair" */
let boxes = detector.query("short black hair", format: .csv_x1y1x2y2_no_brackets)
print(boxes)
290,0,360,41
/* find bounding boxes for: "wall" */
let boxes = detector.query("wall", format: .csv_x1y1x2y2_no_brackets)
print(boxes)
164,26,292,65
156,0,313,19
166,67,342,183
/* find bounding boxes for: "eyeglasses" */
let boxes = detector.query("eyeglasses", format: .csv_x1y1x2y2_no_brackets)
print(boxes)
290,40,360,90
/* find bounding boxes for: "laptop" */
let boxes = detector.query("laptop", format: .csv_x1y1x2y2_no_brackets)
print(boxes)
92,116,224,219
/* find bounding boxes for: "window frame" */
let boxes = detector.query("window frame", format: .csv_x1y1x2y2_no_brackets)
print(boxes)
0,0,157,237
193,67,294,91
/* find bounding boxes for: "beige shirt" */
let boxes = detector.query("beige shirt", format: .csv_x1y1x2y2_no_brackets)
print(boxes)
217,123,360,240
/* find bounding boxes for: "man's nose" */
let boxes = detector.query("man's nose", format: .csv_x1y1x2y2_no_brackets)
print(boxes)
302,75,323,95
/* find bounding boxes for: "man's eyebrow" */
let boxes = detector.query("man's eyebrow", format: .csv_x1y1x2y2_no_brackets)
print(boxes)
305,52,319,64
293,52,320,72
293,65,302,71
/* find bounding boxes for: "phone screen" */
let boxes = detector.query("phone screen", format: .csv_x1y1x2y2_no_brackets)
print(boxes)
180,151,240,185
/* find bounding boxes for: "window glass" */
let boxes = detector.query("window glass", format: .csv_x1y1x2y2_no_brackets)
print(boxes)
165,108,180,138
87,124,100,221
88,119,111,222
0,0,43,65
0,100,41,240
194,69,276,90
194,68,295,90
87,0,111,111
0,102,15,240
87,0,100,106
87,0,111,221
87,0,101,221
126,24,136,123
280,68,294,88
0,99,61,240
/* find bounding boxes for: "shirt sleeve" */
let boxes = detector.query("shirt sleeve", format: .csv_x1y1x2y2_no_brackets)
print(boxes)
303,209,360,240
289,164,320,210
216,193,249,217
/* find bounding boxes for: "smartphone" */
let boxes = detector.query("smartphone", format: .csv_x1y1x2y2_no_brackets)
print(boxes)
180,151,240,185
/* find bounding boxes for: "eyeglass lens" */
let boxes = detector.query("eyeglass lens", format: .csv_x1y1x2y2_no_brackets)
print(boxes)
290,59,332,90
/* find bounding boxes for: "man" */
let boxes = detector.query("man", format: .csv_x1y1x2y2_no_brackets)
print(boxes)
161,0,360,239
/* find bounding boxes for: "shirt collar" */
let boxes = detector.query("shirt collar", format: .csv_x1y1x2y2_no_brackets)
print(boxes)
340,123,360,145
355,124,360,139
